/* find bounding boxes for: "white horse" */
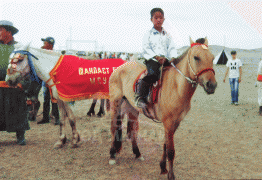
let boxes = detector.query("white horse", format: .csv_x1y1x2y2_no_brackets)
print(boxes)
6,44,81,148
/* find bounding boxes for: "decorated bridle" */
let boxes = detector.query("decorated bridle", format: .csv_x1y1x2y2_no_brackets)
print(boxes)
171,43,215,87
9,50,41,84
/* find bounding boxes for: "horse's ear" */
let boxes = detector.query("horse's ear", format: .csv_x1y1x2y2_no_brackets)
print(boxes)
25,42,31,51
204,37,208,46
189,36,194,45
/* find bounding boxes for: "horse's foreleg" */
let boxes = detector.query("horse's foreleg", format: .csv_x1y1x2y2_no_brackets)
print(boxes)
164,121,180,180
97,99,105,117
160,143,168,174
109,98,124,165
87,99,97,117
54,100,67,149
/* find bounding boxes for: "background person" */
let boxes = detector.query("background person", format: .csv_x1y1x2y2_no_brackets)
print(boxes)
223,50,242,105
37,37,60,125
257,59,262,115
0,20,29,145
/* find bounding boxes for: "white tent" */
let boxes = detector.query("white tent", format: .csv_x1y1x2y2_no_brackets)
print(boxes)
213,50,231,65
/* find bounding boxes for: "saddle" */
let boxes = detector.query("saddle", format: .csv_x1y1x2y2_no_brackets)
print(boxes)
133,70,163,121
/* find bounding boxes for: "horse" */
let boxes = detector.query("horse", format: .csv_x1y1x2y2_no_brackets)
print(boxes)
108,37,217,180
5,44,118,148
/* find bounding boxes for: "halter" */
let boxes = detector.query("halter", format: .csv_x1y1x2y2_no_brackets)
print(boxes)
171,43,215,87
11,50,41,84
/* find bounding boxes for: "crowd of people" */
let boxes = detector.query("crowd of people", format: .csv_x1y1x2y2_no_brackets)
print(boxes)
1,7,262,147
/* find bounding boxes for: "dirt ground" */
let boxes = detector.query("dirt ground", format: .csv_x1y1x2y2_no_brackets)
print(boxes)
1,64,262,180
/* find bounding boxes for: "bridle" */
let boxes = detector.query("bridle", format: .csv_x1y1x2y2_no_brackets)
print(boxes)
171,43,215,87
9,50,41,84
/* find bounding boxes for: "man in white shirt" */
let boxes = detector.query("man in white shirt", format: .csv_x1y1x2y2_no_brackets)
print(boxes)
135,8,177,109
223,50,242,105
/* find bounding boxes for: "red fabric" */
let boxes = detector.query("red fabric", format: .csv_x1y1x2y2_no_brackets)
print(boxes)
191,43,208,48
257,74,262,81
50,56,126,101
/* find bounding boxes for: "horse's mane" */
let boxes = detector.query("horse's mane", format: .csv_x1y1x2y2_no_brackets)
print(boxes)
170,38,206,65
31,47,61,56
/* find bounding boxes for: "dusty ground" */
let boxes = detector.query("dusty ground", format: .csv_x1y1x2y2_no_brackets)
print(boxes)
1,64,262,180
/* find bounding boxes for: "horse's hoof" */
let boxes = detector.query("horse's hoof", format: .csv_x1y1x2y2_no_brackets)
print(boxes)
160,169,168,174
87,111,95,117
137,156,144,161
71,144,78,148
97,113,105,117
109,159,116,165
53,141,63,149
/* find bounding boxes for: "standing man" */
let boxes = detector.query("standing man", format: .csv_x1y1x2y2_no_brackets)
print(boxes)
37,37,60,125
0,20,30,145
257,59,262,115
223,50,242,105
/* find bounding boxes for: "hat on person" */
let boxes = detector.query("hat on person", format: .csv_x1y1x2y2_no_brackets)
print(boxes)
41,37,55,45
0,20,19,35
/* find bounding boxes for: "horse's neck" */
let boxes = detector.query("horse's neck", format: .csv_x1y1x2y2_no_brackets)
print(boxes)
163,56,197,104
29,48,59,82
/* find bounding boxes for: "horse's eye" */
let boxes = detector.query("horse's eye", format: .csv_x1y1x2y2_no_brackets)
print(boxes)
194,56,200,61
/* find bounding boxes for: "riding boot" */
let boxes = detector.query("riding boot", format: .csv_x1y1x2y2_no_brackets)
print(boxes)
52,103,60,125
16,130,26,145
135,79,151,109
259,106,262,116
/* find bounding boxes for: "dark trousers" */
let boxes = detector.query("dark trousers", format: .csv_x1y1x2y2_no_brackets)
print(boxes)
142,59,162,84
43,85,59,121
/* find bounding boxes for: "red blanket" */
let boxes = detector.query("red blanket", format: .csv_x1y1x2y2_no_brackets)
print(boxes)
50,56,126,101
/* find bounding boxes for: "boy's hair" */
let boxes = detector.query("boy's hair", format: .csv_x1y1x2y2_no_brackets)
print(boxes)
231,50,237,55
150,8,164,18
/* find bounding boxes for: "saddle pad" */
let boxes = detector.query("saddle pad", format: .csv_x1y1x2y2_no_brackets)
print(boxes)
50,55,126,101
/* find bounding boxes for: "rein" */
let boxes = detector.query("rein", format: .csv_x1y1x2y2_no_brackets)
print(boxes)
171,43,215,87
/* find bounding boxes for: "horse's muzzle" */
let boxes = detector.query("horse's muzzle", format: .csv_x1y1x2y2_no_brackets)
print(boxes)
6,71,22,87
204,80,217,94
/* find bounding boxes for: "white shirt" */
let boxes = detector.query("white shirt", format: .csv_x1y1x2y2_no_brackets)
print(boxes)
120,54,127,60
257,60,262,75
142,27,178,61
226,58,242,78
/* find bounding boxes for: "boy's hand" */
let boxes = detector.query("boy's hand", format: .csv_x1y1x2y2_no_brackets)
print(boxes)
155,56,167,65
223,78,226,83
239,78,241,83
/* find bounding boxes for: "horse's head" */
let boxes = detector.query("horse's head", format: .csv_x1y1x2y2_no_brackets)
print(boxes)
6,47,31,87
188,37,217,94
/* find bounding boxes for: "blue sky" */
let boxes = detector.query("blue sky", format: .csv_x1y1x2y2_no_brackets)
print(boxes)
1,0,262,52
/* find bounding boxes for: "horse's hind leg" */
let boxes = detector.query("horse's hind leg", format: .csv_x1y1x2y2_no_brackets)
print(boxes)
97,99,105,117
109,98,124,165
87,99,97,117
65,102,80,148
54,99,67,149
125,100,144,161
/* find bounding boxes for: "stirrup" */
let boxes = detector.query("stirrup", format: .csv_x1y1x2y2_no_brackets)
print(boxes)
136,97,147,109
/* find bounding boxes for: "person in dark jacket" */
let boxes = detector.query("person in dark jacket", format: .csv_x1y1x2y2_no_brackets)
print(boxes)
0,20,29,145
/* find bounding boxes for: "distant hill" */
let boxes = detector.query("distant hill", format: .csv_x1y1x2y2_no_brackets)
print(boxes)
178,45,262,64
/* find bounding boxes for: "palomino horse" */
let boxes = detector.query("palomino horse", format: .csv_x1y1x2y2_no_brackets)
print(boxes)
108,37,217,180
5,44,116,148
